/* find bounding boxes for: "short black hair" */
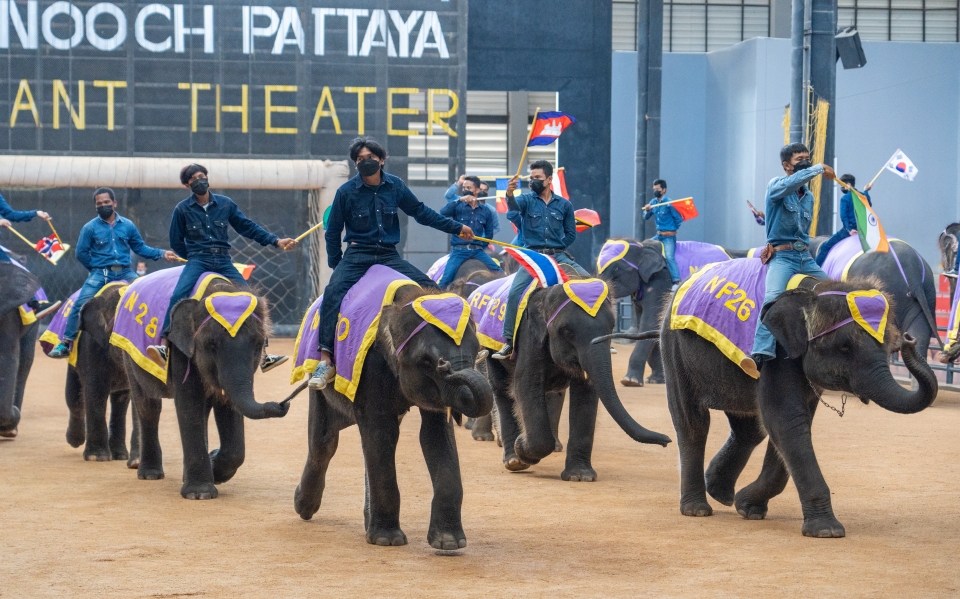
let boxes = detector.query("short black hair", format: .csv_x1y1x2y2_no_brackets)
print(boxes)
653,179,667,189
93,187,115,202
180,163,208,185
529,160,553,178
348,136,387,162
839,174,856,187
463,175,482,189
780,143,809,164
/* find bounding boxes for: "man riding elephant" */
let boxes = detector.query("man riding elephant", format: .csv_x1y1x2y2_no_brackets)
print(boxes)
642,178,683,290
437,175,502,289
814,173,872,266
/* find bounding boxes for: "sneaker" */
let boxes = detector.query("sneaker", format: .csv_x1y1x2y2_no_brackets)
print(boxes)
491,343,514,360
610,346,618,354
261,354,289,373
146,345,168,368
945,269,958,279
34,300,62,320
308,361,336,390
671,281,680,292
48,342,72,359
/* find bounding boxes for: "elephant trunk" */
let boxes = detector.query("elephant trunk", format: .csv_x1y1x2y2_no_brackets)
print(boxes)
852,334,938,415
218,361,289,420
585,343,672,446
437,359,494,418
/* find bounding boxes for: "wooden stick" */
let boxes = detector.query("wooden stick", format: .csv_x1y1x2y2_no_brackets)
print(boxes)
47,219,64,247
5,225,35,248
513,106,540,180
469,235,525,251
642,197,694,210
294,221,324,243
866,162,886,189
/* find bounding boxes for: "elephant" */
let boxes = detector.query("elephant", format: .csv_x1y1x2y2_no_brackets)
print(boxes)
652,277,937,538
62,284,140,465
485,279,671,481
938,222,959,302
123,277,289,499
0,262,41,438
293,285,494,550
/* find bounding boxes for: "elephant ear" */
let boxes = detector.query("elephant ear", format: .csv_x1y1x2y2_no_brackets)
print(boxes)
761,288,815,359
168,298,202,359
636,245,667,282
0,263,41,316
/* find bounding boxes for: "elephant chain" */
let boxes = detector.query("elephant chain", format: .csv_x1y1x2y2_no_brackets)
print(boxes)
809,382,846,418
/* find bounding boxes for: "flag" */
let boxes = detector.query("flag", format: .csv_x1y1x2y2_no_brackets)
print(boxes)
551,168,569,198
495,177,518,213
673,197,699,221
574,208,601,232
504,247,569,288
528,111,576,146
852,188,889,253
884,149,918,181
233,263,256,280
34,234,69,264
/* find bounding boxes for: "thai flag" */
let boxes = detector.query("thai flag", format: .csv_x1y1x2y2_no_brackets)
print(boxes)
551,167,569,198
504,247,569,288
34,234,68,264
528,112,576,147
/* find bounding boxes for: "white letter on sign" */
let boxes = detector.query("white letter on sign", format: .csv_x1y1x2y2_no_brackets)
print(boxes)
272,6,303,55
42,1,83,50
243,5,278,54
135,4,171,52
412,11,448,59
86,3,126,51
0,0,39,50
388,10,421,58
173,4,212,53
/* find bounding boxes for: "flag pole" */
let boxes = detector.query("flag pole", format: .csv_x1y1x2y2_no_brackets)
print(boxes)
47,219,65,247
866,163,886,189
513,106,540,180
468,235,525,251
641,196,694,210
294,222,324,243
5,225,36,248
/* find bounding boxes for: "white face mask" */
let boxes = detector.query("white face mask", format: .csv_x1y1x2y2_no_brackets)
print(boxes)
136,269,147,276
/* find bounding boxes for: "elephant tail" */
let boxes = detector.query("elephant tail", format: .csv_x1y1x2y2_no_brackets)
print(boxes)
591,330,661,345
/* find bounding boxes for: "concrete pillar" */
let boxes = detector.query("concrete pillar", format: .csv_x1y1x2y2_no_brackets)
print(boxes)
770,0,793,38
634,0,663,241
507,91,529,174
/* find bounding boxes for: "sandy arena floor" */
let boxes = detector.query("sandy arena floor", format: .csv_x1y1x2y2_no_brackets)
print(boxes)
2,339,959,598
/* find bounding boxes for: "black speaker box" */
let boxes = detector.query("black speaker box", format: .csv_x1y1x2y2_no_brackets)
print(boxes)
836,27,867,69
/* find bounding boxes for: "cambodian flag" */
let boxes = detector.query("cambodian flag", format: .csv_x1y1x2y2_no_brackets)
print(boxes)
528,112,576,147
504,247,570,288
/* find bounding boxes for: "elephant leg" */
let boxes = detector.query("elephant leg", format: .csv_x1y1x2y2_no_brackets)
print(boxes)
211,401,245,484
295,390,342,521
174,372,217,500
81,370,113,462
666,374,712,517
13,322,35,414
357,409,405,546
495,390,527,472
704,412,766,506
127,398,140,469
547,390,564,452
646,343,665,384
131,377,164,480
562,381,598,482
64,367,85,448
108,391,130,461
469,413,494,441
734,440,790,520
622,298,657,387
419,408,466,550
759,359,843,538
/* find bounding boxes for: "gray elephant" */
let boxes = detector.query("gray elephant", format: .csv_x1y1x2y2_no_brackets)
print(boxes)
480,278,671,480
122,276,288,499
0,262,41,437
650,275,937,538
938,223,958,302
294,285,493,549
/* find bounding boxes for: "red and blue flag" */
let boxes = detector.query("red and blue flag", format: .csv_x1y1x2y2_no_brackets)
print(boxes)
34,234,69,264
528,112,576,147
504,247,570,288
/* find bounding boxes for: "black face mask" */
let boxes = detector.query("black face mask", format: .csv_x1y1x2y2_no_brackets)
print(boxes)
357,158,381,177
97,205,114,219
529,179,546,194
653,190,663,198
793,159,813,173
190,178,209,195
477,190,488,198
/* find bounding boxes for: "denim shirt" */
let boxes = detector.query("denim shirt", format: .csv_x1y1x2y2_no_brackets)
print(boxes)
506,209,524,246
76,214,163,270
325,172,463,268
0,194,37,222
444,184,499,234
643,196,683,232
169,193,278,259
839,189,871,232
507,191,577,249
440,199,497,248
764,164,824,246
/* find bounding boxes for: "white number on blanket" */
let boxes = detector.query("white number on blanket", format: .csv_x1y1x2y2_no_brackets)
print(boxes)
711,280,756,322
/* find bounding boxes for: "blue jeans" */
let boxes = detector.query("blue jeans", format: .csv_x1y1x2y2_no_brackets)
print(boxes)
752,250,827,358
501,252,588,343
815,229,852,266
161,254,248,338
0,246,10,263
437,247,502,288
655,233,680,283
64,267,139,341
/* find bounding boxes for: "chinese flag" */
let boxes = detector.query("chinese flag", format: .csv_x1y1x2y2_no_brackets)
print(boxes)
673,198,699,221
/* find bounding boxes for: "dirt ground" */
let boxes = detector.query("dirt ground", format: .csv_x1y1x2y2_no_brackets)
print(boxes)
3,338,960,598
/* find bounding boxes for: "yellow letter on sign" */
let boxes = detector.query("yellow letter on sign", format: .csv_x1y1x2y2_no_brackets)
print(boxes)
10,80,40,127
93,80,128,131
264,85,297,134
178,82,212,132
387,87,419,136
53,80,85,130
217,84,249,133
427,89,458,136
344,86,376,134
310,86,341,134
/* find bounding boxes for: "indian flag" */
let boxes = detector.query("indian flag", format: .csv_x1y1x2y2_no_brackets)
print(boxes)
851,188,889,253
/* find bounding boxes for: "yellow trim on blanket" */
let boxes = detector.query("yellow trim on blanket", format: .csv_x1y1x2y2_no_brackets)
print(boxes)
38,282,128,366
597,239,630,274
19,305,36,326
413,293,471,346
290,299,321,384
747,247,759,258
334,279,420,401
204,292,258,338
786,274,811,290
512,279,539,343
192,274,230,300
477,332,506,352
716,245,732,259
562,279,609,317
847,290,888,344
839,250,864,281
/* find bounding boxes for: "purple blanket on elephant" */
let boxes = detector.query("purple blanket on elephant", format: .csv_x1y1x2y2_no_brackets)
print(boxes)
39,282,128,366
291,294,325,384
468,274,535,351
109,267,230,382
596,239,731,282
427,255,450,283
3,248,48,325
821,235,864,281
947,287,960,352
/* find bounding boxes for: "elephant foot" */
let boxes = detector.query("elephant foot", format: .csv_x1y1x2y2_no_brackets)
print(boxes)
137,465,165,480
428,527,466,550
83,448,112,462
504,454,530,472
734,486,770,520
66,420,85,447
126,456,140,469
463,418,475,430
111,446,130,462
801,517,845,538
180,481,218,500
210,449,242,485
0,427,18,439
294,484,321,521
705,474,736,507
620,376,643,387
680,500,713,517
646,374,665,384
472,431,494,441
561,465,597,482
554,439,563,453
366,526,407,547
